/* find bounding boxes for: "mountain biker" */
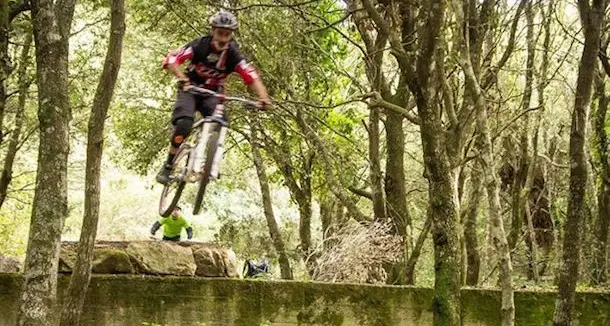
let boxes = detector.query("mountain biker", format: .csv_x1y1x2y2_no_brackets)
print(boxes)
151,206,193,241
156,11,271,184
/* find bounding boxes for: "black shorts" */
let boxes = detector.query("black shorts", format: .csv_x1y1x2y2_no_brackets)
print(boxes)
162,235,181,241
171,90,224,124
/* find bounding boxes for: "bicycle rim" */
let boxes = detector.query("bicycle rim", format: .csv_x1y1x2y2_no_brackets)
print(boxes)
193,128,220,215
159,147,189,217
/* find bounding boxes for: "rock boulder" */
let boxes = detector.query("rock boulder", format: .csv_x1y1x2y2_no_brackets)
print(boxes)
58,241,238,278
126,241,196,276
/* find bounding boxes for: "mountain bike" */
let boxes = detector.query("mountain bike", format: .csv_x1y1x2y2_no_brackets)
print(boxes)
158,86,260,217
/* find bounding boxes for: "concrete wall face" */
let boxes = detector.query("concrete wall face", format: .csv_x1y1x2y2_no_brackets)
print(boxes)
1,274,609,325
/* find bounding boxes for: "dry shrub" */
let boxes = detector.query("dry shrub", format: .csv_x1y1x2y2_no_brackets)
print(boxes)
311,220,402,284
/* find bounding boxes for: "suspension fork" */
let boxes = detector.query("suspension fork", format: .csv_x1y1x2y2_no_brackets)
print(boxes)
191,122,213,175
210,125,227,179
190,103,228,175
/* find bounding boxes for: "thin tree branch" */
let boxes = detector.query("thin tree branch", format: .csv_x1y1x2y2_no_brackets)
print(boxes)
70,17,108,37
208,0,320,11
360,0,390,36
598,33,610,77
348,186,373,200
9,0,31,22
165,0,203,35
16,124,38,151
369,92,420,124
538,153,569,169
482,0,527,89
305,11,356,33
492,106,540,141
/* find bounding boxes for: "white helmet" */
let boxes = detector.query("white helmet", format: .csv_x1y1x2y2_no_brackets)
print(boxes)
209,11,238,30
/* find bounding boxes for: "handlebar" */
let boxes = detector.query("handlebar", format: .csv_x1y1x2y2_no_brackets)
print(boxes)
187,86,262,109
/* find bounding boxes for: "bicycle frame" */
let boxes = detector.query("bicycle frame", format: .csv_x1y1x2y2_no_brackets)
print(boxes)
159,86,260,216
179,86,258,183
184,113,227,182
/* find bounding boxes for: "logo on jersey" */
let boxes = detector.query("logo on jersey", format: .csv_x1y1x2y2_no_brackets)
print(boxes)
190,63,228,81
207,53,219,63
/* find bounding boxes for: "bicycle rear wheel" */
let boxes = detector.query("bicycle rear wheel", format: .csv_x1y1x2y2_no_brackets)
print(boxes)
192,126,220,215
159,146,190,217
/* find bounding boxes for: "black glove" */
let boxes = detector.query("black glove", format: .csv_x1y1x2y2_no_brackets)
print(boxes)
177,78,191,91
151,221,161,235
186,227,193,240
258,98,271,111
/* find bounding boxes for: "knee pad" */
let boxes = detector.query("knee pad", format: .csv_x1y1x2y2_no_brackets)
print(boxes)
171,117,193,148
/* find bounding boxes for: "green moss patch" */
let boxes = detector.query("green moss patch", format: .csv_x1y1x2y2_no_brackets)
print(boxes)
1,274,609,325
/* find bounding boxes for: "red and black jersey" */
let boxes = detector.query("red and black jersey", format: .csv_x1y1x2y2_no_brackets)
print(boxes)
162,35,259,90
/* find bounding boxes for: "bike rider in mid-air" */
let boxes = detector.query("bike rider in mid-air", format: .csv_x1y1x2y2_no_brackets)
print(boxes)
156,11,270,184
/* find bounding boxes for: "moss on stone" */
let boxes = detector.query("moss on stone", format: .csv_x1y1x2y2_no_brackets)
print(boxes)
0,273,22,325
574,291,610,325
91,249,134,274
514,290,556,325
1,273,610,326
0,272,22,292
461,288,502,324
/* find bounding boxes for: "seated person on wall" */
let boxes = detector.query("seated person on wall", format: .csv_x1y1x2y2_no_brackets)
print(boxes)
151,206,193,241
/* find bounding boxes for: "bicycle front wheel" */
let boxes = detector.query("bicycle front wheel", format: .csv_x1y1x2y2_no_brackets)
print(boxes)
192,127,220,215
159,146,190,217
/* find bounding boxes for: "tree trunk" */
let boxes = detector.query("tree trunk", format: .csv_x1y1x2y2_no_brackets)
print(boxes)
553,1,607,324
593,184,610,283
464,165,482,286
402,0,462,322
385,111,410,234
471,99,515,326
476,117,515,326
417,65,462,326
405,215,432,285
250,121,293,280
385,108,412,284
260,131,315,273
417,83,462,323
519,0,540,282
590,72,609,284
473,104,515,326
298,151,314,272
18,0,77,325
60,1,125,325
320,197,347,251
534,0,555,278
349,0,388,223
353,0,410,280
502,0,529,252
320,197,334,250
0,31,31,209
509,150,527,250
297,190,313,271
0,0,8,144
453,0,515,322
369,106,386,221
547,130,561,281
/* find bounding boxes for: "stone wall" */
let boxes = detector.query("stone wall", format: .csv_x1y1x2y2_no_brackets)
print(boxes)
1,273,609,325
58,241,239,278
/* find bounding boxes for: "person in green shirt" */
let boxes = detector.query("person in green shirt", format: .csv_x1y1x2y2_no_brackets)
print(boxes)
150,206,193,241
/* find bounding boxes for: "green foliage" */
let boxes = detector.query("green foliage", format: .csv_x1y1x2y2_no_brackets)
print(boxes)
2,0,607,307
111,102,169,174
